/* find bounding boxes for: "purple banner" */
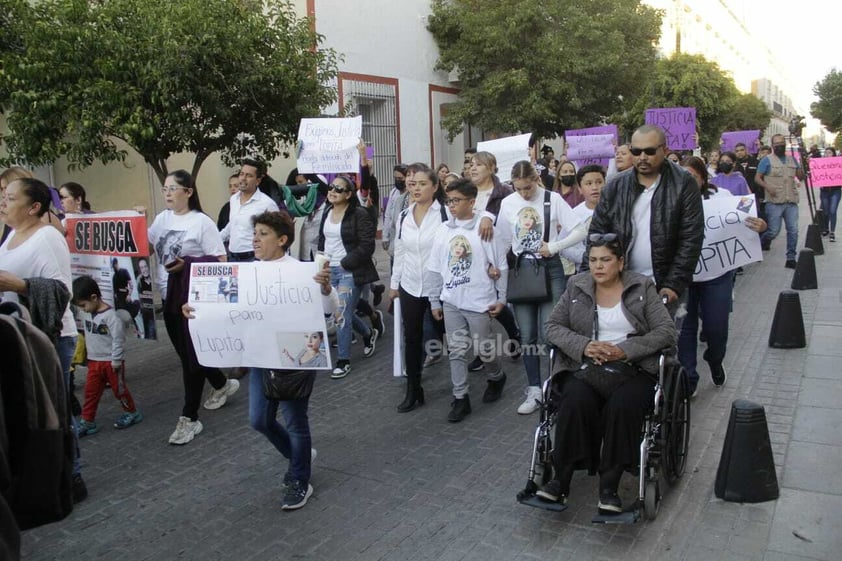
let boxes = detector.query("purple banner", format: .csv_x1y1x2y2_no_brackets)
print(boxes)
644,107,696,151
571,157,611,170
720,130,760,153
566,125,619,144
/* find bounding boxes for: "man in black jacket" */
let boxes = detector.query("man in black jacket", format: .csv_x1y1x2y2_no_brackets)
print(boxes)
586,125,704,304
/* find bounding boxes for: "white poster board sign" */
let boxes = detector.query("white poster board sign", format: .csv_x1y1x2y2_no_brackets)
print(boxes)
477,133,532,183
187,261,331,369
693,194,762,282
297,116,363,174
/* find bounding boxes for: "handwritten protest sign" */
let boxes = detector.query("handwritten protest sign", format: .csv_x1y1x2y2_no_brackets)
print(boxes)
720,130,761,153
566,134,615,161
645,107,696,151
65,211,158,340
297,116,363,174
187,261,331,369
477,133,532,182
809,156,842,188
565,125,618,169
693,194,762,282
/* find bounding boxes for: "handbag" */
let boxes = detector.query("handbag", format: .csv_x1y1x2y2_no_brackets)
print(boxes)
573,302,639,398
507,190,552,304
262,369,316,401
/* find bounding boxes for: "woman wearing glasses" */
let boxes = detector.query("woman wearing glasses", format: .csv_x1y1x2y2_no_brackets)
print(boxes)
537,234,676,513
317,175,379,379
146,170,237,445
497,161,579,415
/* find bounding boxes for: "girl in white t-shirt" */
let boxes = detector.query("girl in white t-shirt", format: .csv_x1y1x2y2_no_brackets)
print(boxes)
145,170,235,446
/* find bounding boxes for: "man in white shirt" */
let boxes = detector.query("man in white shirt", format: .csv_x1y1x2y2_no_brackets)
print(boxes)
220,158,280,261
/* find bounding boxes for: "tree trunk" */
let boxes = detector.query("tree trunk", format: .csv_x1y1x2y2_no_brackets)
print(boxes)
148,158,169,186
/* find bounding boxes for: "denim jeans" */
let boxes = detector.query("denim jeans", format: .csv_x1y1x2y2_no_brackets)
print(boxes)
330,266,371,360
820,187,841,233
677,271,734,393
761,202,799,261
512,259,567,387
248,369,312,485
56,335,82,476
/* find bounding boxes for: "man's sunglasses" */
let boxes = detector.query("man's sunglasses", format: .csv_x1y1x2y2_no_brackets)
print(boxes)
629,145,664,156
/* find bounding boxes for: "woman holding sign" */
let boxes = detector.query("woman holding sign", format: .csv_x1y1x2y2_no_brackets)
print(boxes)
678,157,767,397
146,170,238,446
820,147,840,242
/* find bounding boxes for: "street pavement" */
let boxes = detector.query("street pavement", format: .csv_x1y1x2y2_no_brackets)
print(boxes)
21,197,842,561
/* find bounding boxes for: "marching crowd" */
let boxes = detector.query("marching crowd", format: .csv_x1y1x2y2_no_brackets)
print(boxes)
0,123,838,521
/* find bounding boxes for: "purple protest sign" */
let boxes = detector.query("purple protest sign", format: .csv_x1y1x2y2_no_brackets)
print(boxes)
720,130,761,153
566,125,619,144
566,134,615,161
644,107,696,150
809,156,842,188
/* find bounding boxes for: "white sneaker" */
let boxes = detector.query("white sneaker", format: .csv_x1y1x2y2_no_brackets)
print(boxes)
168,416,203,445
203,378,240,410
517,386,543,415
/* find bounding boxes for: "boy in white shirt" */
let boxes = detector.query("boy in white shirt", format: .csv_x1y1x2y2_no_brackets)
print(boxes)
428,178,509,422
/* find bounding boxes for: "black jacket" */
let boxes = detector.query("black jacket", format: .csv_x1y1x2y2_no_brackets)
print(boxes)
486,175,514,218
318,205,379,286
586,161,704,297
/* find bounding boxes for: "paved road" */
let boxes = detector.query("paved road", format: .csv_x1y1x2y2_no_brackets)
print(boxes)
21,200,842,560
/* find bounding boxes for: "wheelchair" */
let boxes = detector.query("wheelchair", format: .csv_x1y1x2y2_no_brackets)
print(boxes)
517,346,691,523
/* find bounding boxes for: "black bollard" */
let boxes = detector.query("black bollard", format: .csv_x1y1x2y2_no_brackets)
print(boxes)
715,400,779,503
791,248,818,290
813,208,826,229
804,224,825,256
768,290,806,348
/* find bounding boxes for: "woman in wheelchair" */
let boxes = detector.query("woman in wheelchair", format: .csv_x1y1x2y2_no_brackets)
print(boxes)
537,234,676,514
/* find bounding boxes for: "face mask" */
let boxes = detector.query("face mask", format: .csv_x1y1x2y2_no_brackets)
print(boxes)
718,162,734,174
560,175,576,187
773,145,786,157
395,179,406,190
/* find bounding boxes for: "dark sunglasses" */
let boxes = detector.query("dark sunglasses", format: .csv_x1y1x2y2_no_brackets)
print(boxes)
328,185,351,193
588,233,619,244
629,145,663,156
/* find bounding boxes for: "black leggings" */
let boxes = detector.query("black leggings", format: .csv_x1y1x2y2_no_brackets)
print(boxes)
163,308,227,421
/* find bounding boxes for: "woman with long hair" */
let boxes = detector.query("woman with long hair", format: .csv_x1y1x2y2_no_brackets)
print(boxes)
147,170,237,445
553,160,584,208
820,147,841,242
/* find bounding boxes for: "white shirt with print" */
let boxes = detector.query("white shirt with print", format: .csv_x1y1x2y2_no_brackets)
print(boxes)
496,187,577,257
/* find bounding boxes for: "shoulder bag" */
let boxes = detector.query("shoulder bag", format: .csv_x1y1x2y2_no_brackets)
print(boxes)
262,369,316,401
573,300,639,398
507,190,553,304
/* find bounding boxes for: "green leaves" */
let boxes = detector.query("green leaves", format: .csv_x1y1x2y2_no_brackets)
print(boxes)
811,69,842,134
428,0,662,140
0,0,338,181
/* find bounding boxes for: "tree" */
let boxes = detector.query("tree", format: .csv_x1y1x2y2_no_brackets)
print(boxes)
811,68,842,134
0,0,339,183
722,93,772,136
427,0,662,140
620,53,741,151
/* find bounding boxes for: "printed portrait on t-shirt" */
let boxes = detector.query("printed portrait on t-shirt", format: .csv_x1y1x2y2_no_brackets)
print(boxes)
447,235,473,280
515,206,543,253
155,230,186,267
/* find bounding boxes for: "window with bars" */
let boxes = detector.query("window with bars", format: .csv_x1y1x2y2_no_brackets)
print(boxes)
341,77,399,215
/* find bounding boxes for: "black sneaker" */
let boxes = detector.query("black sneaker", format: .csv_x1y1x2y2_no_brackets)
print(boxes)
785,260,797,269
363,328,378,357
331,360,351,379
482,373,506,403
536,479,567,504
468,356,485,372
373,310,386,337
597,490,622,514
710,363,727,386
281,480,313,511
831,233,836,242
72,473,88,504
447,395,472,423
761,242,771,251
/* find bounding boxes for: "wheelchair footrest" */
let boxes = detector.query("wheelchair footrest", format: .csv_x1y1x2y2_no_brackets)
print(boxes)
591,509,640,524
517,492,568,513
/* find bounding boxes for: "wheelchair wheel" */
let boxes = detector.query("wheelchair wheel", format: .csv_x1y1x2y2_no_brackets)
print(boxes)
643,479,660,520
663,366,691,484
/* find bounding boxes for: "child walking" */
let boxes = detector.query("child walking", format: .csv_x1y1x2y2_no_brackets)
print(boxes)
72,275,143,436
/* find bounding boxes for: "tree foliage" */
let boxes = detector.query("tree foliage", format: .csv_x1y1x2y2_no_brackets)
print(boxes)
722,93,772,136
811,68,842,134
620,53,744,150
0,0,339,182
427,0,662,140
